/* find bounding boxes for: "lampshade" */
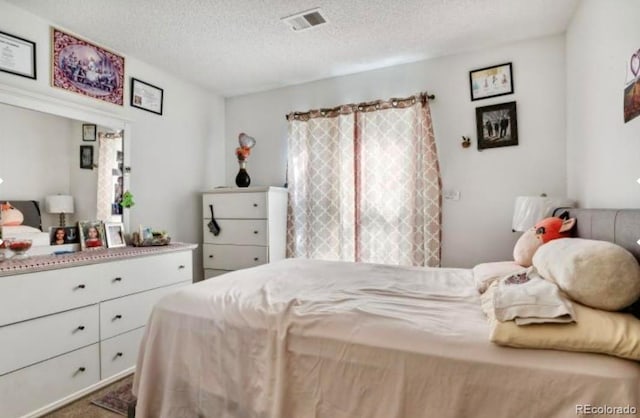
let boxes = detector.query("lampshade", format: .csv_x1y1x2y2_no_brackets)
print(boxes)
45,195,74,214
512,196,574,232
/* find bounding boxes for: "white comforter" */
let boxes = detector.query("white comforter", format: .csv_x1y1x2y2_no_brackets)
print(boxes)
133,258,640,418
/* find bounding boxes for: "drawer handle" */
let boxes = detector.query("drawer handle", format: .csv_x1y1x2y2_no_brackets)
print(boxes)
254,257,259,261
209,255,214,259
113,277,123,282
76,284,86,290
76,325,85,331
78,367,86,373
178,265,185,269
113,314,123,321
253,203,258,207
253,230,259,234
115,352,123,358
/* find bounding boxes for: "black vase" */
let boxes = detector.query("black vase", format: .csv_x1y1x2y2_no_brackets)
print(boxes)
235,161,251,187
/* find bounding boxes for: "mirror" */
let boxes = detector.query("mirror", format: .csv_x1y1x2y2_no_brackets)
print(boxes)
0,91,130,235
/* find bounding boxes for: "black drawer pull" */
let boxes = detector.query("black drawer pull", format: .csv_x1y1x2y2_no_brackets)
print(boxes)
116,352,123,358
178,265,185,269
77,325,85,331
253,203,258,207
254,257,259,261
113,277,122,282
76,284,86,289
78,367,86,372
253,230,259,234
113,314,122,320
209,254,214,258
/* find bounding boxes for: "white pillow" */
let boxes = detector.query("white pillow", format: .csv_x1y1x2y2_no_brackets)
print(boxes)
533,238,640,311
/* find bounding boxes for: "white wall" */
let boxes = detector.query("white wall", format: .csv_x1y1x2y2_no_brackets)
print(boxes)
0,0,227,280
566,0,640,208
225,35,567,268
0,102,72,228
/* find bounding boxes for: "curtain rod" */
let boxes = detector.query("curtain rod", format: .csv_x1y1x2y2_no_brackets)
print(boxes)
285,91,435,121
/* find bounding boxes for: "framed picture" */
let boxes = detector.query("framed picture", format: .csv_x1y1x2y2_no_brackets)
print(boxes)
130,78,164,115
51,28,125,105
469,62,513,101
82,124,96,141
78,220,106,250
49,226,80,245
475,101,518,150
80,145,93,169
105,222,126,248
0,30,36,79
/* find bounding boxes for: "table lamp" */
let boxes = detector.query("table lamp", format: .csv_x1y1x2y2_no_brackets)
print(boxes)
512,195,574,232
45,195,74,227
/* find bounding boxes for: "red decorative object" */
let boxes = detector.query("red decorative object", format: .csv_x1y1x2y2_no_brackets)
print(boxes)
52,28,125,105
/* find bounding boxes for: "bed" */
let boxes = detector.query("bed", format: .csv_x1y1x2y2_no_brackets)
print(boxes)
133,209,640,418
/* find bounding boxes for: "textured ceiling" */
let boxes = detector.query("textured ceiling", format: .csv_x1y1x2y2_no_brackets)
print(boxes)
7,0,579,97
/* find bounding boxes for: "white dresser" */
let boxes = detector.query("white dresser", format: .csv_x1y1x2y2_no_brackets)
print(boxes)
0,244,196,418
202,187,287,279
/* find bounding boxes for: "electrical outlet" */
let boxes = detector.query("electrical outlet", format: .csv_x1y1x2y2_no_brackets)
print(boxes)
443,190,461,201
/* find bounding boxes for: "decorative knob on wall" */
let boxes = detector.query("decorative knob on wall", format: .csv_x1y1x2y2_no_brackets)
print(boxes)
461,136,471,148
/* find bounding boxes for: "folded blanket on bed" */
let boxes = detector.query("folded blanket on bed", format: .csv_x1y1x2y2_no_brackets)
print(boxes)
486,268,575,325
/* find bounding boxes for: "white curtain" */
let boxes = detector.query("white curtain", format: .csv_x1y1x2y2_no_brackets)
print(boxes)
96,133,121,221
286,95,442,267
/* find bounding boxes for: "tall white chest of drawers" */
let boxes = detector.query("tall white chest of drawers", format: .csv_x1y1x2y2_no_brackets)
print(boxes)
0,244,196,418
202,187,288,278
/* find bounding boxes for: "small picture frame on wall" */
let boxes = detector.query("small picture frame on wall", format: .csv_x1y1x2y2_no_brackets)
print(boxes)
0,30,37,80
475,101,518,150
82,124,96,141
78,220,106,250
105,222,126,248
80,145,94,169
130,78,164,115
469,62,513,101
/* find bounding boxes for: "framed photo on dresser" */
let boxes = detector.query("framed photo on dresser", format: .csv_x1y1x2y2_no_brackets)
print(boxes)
78,220,106,250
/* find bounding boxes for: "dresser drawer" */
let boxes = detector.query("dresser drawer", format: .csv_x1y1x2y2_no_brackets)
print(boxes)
202,219,268,246
101,251,192,300
0,344,99,418
0,304,98,376
0,265,101,327
203,192,267,219
100,282,189,339
100,327,145,379
204,269,229,279
203,244,268,270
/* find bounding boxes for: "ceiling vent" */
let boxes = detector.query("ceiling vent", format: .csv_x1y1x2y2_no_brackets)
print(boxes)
281,8,327,32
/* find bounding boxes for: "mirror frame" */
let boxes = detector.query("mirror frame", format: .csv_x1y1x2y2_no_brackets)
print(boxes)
0,82,133,232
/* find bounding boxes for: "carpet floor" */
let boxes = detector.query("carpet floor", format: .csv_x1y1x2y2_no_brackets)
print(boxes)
44,375,134,418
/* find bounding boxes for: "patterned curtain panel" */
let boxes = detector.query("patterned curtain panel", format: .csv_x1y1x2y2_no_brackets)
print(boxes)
287,114,356,261
96,133,121,221
286,95,441,267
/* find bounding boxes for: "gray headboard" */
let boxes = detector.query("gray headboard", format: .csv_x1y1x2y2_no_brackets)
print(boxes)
1,200,43,231
559,208,640,263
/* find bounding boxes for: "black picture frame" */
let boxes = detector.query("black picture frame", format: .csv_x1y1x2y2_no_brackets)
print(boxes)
0,30,36,80
130,77,164,115
82,124,97,141
475,101,518,150
469,62,513,101
80,145,94,169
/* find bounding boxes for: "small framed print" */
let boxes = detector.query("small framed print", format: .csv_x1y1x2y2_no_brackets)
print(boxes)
80,145,94,169
82,124,96,141
475,101,518,150
105,222,126,248
130,77,164,115
49,226,80,245
469,62,513,101
78,220,106,250
0,30,36,79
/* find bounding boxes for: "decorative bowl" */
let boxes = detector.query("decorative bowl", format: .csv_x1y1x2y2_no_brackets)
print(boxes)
8,239,32,259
